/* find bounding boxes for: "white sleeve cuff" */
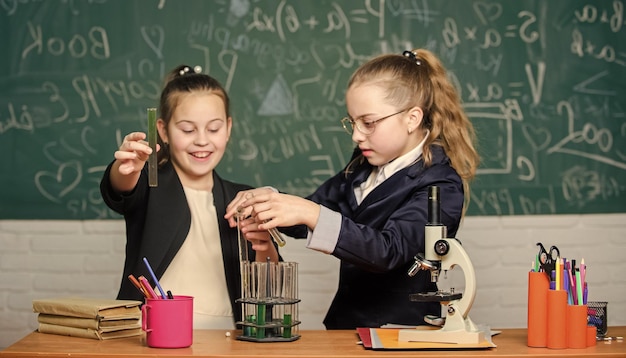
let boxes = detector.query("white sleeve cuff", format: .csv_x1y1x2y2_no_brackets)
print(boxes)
306,205,342,254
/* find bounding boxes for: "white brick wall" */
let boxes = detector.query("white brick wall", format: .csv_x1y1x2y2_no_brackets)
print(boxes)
1,214,625,349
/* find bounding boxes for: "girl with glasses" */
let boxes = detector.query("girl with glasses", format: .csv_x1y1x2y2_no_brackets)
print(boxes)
226,49,479,329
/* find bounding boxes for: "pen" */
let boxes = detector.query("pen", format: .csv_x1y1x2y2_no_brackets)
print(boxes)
138,275,158,299
143,257,168,299
563,269,572,305
555,257,561,291
575,269,583,306
580,258,586,286
534,254,540,273
602,336,624,341
128,274,149,298
567,263,576,304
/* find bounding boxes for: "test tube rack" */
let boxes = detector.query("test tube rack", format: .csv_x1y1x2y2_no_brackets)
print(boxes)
236,260,301,342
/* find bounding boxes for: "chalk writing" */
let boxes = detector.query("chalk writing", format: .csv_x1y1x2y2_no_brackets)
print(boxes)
21,22,110,60
1,0,624,219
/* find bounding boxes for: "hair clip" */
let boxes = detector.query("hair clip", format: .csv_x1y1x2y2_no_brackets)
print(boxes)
178,65,203,76
402,50,422,66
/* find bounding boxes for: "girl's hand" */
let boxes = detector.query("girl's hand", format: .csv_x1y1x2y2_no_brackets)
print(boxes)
114,132,158,175
238,216,272,251
225,188,275,227
237,216,279,262
228,190,321,231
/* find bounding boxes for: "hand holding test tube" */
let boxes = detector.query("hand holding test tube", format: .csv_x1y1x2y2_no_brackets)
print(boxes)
242,192,286,247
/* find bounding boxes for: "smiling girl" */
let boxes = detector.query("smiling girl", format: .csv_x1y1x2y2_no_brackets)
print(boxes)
100,65,278,329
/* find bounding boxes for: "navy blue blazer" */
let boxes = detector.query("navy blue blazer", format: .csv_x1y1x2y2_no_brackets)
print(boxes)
100,161,255,324
286,145,464,329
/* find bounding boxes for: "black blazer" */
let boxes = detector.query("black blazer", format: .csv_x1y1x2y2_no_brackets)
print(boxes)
100,161,255,324
286,145,465,329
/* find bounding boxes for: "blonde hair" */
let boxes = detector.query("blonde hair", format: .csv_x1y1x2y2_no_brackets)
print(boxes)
346,49,480,214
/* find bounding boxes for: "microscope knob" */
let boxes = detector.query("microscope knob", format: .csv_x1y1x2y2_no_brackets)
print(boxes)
434,239,450,255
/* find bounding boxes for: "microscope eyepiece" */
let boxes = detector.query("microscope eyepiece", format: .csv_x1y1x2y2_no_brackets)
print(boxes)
427,185,441,225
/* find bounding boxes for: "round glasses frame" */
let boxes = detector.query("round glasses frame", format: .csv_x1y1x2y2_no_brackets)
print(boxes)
340,108,409,135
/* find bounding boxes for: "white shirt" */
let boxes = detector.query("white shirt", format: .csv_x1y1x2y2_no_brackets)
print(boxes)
308,133,429,253
158,187,234,329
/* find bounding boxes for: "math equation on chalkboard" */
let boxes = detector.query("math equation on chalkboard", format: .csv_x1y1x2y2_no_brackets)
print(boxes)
0,0,624,219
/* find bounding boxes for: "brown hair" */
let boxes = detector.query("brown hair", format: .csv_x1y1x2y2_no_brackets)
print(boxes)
157,65,230,165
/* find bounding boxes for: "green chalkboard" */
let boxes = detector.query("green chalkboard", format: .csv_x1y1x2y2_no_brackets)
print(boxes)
1,0,624,219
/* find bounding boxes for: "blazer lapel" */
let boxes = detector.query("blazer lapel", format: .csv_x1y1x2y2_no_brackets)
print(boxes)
342,159,373,212
140,162,191,279
354,157,427,217
212,173,241,307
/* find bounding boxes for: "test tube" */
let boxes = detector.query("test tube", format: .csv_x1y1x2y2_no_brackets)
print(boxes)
236,211,249,263
281,262,298,338
255,261,268,339
282,262,295,338
243,192,286,247
147,108,158,187
240,260,253,336
268,227,286,247
237,211,251,336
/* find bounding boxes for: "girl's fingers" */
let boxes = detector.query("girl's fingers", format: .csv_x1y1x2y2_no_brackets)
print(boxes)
118,162,136,175
114,150,137,161
123,140,152,155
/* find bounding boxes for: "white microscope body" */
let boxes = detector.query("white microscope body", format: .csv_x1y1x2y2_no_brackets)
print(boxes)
398,186,483,344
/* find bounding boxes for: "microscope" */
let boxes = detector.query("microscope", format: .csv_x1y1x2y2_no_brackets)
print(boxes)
398,186,484,344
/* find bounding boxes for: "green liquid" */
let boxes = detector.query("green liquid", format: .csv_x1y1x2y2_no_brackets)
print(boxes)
244,315,255,336
256,305,266,339
283,313,292,338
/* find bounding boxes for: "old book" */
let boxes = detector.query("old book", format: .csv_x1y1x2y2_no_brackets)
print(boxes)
37,313,140,332
37,322,142,340
32,297,141,320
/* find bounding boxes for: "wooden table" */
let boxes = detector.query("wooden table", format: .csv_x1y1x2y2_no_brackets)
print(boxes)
1,327,625,357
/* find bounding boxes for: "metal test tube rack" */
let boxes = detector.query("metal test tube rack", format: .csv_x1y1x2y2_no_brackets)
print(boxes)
236,260,301,342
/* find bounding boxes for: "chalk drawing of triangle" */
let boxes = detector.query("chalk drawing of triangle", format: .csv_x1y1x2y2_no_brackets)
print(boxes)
257,74,293,116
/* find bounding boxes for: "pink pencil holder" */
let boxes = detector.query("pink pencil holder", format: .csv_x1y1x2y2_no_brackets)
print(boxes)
142,295,193,348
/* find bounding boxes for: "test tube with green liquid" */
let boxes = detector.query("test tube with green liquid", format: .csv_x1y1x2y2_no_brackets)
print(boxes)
282,262,296,338
282,313,292,338
256,303,266,339
147,108,158,187
255,260,269,339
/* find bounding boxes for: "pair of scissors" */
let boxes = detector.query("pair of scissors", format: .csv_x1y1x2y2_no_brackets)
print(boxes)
536,242,560,277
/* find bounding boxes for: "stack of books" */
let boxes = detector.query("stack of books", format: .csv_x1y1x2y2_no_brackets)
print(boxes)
33,297,143,340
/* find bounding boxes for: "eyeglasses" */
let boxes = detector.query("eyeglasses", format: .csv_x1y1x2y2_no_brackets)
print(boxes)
340,108,408,135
